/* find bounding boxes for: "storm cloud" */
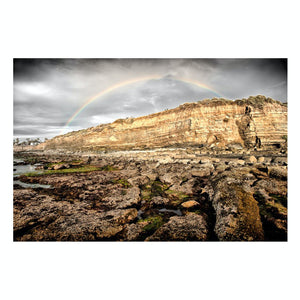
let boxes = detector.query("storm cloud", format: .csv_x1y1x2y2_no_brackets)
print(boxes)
13,58,287,139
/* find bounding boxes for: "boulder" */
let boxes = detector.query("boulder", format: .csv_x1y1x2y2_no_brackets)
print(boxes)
236,159,246,165
247,156,257,164
170,178,196,194
146,213,208,241
123,223,145,241
267,166,287,181
128,175,149,187
214,164,226,173
53,163,70,170
272,157,287,165
34,165,45,170
152,196,170,206
181,200,200,208
199,157,211,164
254,178,287,195
257,157,265,163
143,173,158,181
159,173,180,186
191,168,211,177
212,179,264,241
228,160,245,167
116,187,141,209
211,158,220,163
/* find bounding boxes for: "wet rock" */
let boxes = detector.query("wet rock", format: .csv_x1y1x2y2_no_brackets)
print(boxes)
212,178,264,241
146,213,208,241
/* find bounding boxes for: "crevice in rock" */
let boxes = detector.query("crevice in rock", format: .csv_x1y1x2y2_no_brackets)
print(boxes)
14,222,40,240
194,179,218,241
253,191,287,241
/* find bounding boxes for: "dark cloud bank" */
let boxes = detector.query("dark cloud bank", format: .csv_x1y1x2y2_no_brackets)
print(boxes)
13,58,287,139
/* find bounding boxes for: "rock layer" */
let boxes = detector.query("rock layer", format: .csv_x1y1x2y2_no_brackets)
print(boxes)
38,96,287,151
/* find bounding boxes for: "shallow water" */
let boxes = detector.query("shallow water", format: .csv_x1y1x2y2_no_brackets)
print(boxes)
13,164,42,176
13,162,49,188
13,180,51,189
158,208,182,216
13,158,25,164
137,208,183,220
137,209,144,220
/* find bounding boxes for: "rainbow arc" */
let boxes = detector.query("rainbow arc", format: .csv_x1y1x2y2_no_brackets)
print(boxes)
61,76,222,134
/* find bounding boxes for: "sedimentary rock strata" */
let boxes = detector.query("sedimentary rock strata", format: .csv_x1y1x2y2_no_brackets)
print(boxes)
37,96,287,152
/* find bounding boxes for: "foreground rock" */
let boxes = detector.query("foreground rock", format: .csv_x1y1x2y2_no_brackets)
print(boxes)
212,180,264,241
13,149,287,241
14,188,138,241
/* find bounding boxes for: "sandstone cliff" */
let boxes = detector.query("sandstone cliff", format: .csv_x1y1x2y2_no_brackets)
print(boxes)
39,95,287,151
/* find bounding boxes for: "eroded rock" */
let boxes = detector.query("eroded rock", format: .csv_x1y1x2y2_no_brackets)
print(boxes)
146,213,209,241
13,146,288,241
14,189,137,241
212,180,264,241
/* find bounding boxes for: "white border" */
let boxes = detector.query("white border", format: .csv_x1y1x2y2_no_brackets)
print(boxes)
2,1,299,299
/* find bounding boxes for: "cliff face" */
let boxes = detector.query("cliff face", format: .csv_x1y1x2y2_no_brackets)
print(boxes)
40,95,287,151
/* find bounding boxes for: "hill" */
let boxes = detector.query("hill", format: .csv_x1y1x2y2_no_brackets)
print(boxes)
37,95,287,152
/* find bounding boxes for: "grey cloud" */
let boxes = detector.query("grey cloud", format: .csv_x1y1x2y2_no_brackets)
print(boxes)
14,58,287,139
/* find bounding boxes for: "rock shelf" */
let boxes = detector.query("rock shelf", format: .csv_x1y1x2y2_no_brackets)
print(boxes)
13,149,287,241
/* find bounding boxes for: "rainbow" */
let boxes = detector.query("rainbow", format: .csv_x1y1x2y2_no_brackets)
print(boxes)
61,76,222,134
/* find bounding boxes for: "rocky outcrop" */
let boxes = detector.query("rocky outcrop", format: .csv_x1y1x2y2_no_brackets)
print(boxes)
38,96,287,151
212,179,264,241
14,151,287,241
13,189,136,241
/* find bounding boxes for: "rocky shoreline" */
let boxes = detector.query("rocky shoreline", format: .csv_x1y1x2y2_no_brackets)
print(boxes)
13,149,287,241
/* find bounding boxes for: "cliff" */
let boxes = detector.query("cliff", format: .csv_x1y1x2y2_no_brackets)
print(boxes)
39,95,287,152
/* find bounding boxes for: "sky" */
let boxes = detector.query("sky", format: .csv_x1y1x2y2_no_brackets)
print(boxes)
13,58,287,139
